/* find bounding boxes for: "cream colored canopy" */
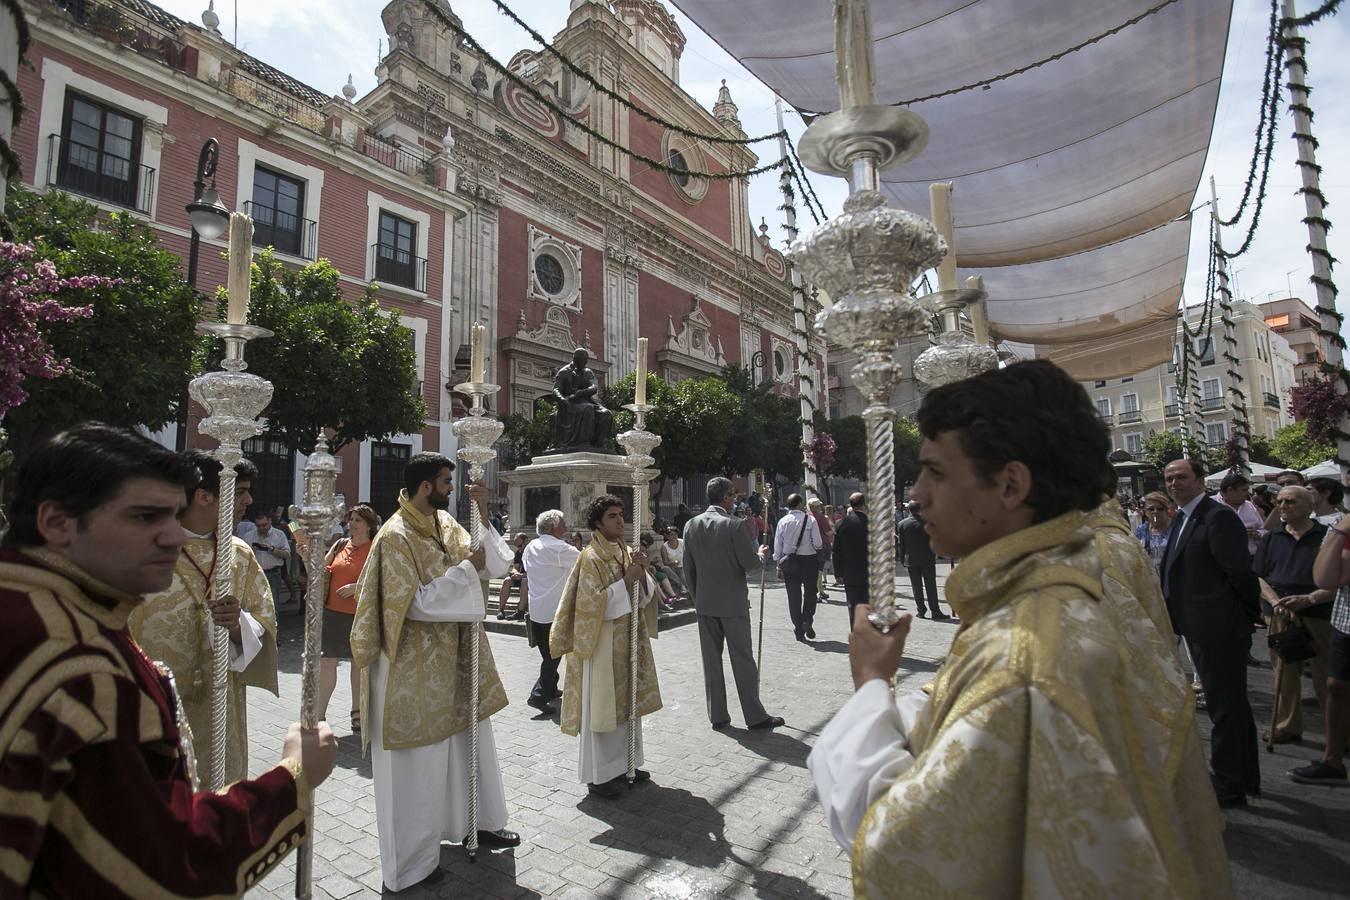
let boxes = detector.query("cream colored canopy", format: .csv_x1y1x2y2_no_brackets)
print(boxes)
671,0,1233,379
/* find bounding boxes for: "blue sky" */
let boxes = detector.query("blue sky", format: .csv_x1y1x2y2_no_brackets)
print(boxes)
158,0,1349,325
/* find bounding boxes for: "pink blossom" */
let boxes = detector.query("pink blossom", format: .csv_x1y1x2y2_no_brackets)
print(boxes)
0,240,116,417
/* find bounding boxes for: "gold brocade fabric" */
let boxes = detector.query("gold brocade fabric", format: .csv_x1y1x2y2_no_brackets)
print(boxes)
550,532,661,738
854,509,1232,899
350,491,508,752
129,535,278,785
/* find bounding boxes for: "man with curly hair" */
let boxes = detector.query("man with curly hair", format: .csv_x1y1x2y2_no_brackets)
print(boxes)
550,494,661,799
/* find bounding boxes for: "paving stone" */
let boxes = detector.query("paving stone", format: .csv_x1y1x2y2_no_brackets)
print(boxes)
242,567,1346,899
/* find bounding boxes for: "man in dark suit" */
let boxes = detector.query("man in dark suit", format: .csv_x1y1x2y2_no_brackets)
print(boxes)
831,492,869,626
683,477,784,731
1161,458,1262,808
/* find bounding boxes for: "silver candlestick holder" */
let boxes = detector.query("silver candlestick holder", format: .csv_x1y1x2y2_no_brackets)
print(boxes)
913,278,998,387
617,403,660,784
451,380,503,862
188,321,273,791
791,1,945,633
289,436,339,900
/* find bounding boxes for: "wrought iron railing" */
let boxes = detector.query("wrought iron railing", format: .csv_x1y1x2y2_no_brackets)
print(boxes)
1117,409,1141,424
1263,392,1281,410
243,201,317,260
359,130,432,182
47,133,156,213
1097,413,1114,425
1164,403,1180,417
370,242,427,292
1201,396,1224,411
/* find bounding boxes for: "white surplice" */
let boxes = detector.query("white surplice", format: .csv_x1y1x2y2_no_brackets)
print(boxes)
577,575,653,784
369,525,512,891
808,680,930,849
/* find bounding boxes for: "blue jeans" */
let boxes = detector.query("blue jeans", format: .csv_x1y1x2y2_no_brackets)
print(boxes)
264,567,290,607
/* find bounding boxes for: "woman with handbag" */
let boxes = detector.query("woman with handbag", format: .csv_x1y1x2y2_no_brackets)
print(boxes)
320,504,379,733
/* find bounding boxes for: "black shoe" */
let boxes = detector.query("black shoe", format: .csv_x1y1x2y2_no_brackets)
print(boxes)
1215,790,1248,809
711,720,731,730
632,769,651,783
471,828,521,849
526,694,552,712
931,612,952,622
749,716,785,730
915,610,927,619
588,779,624,799
805,625,816,639
385,867,443,892
795,630,807,643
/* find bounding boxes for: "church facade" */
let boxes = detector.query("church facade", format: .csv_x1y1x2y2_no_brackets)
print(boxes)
11,0,814,519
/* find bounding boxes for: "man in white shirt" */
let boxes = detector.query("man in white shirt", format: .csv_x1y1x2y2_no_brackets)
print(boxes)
773,493,823,642
522,509,579,712
248,510,292,608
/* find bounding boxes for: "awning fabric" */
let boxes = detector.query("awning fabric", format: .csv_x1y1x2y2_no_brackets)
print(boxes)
671,0,1233,378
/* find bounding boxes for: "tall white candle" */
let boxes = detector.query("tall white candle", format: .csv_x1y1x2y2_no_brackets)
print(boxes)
929,182,957,292
968,276,990,345
226,212,253,325
634,337,648,406
470,322,485,383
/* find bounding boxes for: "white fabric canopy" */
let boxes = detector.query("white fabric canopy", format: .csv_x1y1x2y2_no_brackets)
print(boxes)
1205,462,1287,487
672,0,1233,378
1302,460,1339,479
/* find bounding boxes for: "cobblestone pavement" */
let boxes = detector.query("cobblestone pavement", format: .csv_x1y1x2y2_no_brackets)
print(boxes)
243,565,1348,899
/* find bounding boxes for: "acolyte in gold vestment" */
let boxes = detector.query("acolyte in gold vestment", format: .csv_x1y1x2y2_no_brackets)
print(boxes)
349,491,508,752
550,532,661,737
129,534,279,785
854,507,1232,899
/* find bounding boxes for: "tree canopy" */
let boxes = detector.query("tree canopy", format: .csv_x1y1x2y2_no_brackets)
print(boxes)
2,187,201,471
241,251,426,453
1270,421,1335,471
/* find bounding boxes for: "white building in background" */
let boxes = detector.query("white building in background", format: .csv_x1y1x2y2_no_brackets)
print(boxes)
1081,301,1296,460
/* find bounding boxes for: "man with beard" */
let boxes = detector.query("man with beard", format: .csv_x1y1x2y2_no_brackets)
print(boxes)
350,452,519,891
550,495,662,798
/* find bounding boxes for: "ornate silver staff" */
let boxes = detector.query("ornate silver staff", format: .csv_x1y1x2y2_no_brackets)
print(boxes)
289,436,339,900
189,302,272,789
792,0,944,632
617,401,660,785
451,375,503,862
753,469,771,679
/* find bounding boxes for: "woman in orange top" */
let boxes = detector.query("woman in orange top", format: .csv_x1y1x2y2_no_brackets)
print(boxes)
320,504,378,732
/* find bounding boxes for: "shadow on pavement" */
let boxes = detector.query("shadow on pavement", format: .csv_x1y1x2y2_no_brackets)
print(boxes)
580,784,830,899
722,724,813,768
808,639,849,654
377,845,541,899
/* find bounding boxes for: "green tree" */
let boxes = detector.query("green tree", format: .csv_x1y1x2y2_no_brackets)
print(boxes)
2,187,200,472
1270,421,1335,471
720,365,803,508
605,372,741,515
499,396,554,471
1141,429,1207,470
1246,433,1284,468
895,417,923,493
242,251,425,452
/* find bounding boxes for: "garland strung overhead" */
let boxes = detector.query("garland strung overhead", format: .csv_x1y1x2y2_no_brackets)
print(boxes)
419,0,791,183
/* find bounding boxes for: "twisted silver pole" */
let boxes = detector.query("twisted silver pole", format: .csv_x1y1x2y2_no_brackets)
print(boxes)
792,0,944,631
189,322,273,791
291,438,339,900
618,404,660,784
452,378,503,862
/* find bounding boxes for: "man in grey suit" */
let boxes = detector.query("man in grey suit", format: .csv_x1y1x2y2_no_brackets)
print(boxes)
683,477,786,731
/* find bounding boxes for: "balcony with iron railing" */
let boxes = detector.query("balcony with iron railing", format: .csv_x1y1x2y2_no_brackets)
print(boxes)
1097,413,1114,425
370,242,427,293
1164,402,1180,417
223,68,325,133
1117,409,1141,424
359,130,433,182
1201,396,1224,411
243,201,317,260
47,134,156,214
1264,392,1282,410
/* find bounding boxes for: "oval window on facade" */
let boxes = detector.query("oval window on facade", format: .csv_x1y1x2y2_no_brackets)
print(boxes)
534,252,566,296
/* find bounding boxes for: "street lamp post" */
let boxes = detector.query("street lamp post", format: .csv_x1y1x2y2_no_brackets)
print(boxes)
176,138,232,451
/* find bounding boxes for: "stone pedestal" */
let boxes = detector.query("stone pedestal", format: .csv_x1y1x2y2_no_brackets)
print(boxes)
499,452,656,544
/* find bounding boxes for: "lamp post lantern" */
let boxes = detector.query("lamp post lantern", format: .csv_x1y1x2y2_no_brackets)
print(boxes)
176,138,231,451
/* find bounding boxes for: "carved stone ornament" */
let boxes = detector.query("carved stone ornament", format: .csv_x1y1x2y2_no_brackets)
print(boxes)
514,304,578,351
527,225,582,311
663,297,725,365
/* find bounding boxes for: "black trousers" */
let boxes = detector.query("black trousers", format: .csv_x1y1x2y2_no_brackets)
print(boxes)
784,558,818,635
529,620,561,701
844,583,868,627
1189,634,1260,797
907,565,940,615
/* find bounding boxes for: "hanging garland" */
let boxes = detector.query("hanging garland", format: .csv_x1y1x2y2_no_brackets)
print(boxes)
862,0,1181,111
421,2,788,182
1218,0,1282,228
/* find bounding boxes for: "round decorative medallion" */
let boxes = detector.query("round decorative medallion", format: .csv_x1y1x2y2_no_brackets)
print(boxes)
534,253,566,296
764,249,787,281
503,82,561,138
